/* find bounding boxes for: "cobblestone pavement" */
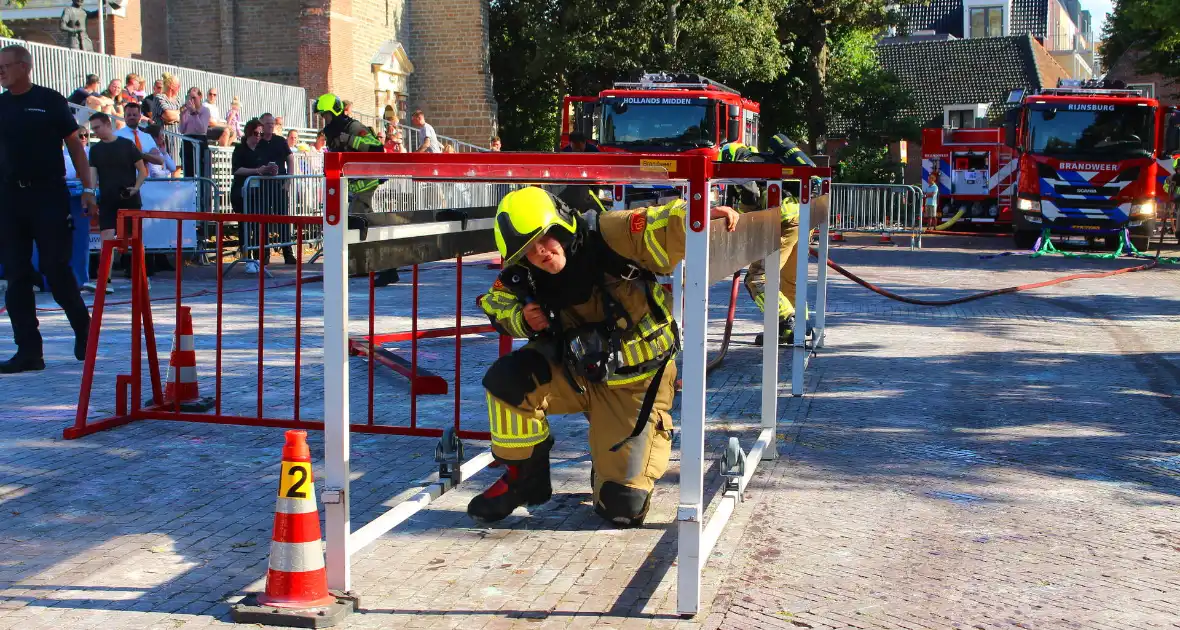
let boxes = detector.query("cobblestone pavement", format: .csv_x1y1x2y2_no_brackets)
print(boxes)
1,235,1178,629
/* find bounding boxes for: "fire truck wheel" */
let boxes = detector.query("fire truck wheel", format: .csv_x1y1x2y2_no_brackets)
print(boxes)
1013,230,1040,251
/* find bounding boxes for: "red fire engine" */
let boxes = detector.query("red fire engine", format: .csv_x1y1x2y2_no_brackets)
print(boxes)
921,127,1017,229
560,72,762,207
1002,79,1179,250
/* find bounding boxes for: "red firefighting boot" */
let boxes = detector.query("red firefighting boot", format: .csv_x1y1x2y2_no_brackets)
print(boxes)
467,438,552,523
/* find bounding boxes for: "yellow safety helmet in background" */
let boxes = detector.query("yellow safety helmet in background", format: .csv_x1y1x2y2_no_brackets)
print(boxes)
315,93,344,117
494,187,577,264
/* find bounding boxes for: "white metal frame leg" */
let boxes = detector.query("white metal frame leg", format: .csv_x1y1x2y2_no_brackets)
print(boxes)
324,179,351,591
792,190,812,397
761,244,781,460
676,184,710,617
672,261,684,336
815,186,830,349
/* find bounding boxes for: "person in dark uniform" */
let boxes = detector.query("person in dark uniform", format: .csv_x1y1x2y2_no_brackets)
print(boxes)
0,44,95,373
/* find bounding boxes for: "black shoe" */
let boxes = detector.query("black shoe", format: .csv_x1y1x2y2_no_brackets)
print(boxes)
753,315,811,347
0,355,45,374
467,465,533,522
74,327,88,361
373,269,400,288
282,247,298,265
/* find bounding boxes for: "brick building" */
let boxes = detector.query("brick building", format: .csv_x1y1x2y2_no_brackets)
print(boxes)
2,0,497,145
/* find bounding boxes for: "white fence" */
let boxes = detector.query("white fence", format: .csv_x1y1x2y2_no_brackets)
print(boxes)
1,36,309,127
828,183,924,248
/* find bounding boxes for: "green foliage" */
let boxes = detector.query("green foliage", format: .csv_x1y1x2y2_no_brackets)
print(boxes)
489,0,920,154
1101,0,1180,80
836,143,903,184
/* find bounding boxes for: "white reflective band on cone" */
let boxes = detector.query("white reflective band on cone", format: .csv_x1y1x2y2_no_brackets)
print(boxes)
178,336,195,352
268,540,326,572
167,366,197,382
275,496,318,515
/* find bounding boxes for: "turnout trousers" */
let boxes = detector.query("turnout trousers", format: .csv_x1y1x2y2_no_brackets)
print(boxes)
744,214,802,319
482,342,676,520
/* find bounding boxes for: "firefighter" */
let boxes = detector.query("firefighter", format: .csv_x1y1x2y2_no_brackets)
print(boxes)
724,133,815,346
1166,153,1180,237
470,187,740,526
314,93,400,286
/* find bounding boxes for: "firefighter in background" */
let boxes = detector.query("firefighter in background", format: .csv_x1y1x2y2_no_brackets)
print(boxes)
1165,153,1180,237
471,187,740,526
314,93,400,287
723,133,815,346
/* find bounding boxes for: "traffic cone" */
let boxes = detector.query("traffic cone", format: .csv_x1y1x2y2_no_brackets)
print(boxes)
159,306,214,412
831,231,846,242
231,430,357,627
878,233,894,245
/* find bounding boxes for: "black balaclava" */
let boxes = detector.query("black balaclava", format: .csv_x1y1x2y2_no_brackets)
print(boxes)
529,214,603,312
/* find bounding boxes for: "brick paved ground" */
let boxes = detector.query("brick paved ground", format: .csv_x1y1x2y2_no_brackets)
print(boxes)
1,234,1178,629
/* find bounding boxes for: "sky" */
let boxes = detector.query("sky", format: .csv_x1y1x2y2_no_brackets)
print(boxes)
1086,0,1115,38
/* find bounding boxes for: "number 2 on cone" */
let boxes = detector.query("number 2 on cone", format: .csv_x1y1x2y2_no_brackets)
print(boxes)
280,462,311,499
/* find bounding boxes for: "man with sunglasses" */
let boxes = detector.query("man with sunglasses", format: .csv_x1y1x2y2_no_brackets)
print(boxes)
0,45,96,373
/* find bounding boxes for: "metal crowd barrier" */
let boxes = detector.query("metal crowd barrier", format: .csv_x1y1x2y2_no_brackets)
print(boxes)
123,177,223,257
828,183,924,249
228,175,326,276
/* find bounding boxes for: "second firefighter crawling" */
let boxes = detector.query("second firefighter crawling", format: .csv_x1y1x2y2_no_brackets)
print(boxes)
470,186,739,527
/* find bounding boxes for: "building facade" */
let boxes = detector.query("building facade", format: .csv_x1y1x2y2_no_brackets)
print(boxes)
1,0,498,146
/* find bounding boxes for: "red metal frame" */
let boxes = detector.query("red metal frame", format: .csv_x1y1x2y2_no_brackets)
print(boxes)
67,210,505,441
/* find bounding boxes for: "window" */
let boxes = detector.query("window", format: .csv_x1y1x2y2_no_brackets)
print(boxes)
1126,83,1156,99
947,109,977,129
969,6,1004,38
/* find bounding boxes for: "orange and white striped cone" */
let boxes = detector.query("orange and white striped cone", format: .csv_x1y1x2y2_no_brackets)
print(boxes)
231,430,356,627
160,306,214,412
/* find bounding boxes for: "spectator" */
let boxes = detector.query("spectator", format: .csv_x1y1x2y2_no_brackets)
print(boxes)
443,142,457,154
273,116,285,139
87,111,147,294
156,74,182,126
116,101,165,168
411,110,441,153
123,73,144,103
342,100,353,117
257,112,296,264
0,44,95,371
311,132,326,153
140,78,165,122
69,73,100,106
225,96,242,137
215,126,234,147
145,124,177,179
63,126,92,179
385,128,404,153
204,87,223,125
489,136,502,152
178,86,211,208
101,78,122,104
231,119,269,213
286,129,308,153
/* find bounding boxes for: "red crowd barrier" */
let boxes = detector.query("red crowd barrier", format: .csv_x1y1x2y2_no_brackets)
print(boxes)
67,210,508,441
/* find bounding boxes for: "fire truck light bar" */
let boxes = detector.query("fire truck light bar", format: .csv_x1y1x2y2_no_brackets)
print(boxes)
613,71,740,95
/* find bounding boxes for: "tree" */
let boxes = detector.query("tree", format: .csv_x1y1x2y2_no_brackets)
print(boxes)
1101,0,1180,80
489,0,790,151
826,31,920,143
770,0,907,153
836,143,902,184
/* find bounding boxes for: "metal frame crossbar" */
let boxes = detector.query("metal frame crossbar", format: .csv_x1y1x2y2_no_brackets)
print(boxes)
320,152,831,616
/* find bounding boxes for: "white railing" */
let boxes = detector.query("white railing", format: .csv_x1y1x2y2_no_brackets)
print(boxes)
1,36,309,126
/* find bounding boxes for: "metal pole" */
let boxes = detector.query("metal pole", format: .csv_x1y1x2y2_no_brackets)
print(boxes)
97,0,106,56
677,174,710,616
792,181,811,397
323,178,351,591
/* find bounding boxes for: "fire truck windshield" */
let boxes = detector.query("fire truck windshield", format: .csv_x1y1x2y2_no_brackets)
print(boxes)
600,100,714,150
1026,104,1155,160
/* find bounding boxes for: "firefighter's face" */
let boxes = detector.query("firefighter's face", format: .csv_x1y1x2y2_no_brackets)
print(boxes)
525,234,566,274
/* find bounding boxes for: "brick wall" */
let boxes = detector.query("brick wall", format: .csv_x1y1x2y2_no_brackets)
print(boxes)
166,0,300,86
408,0,497,146
1105,50,1180,104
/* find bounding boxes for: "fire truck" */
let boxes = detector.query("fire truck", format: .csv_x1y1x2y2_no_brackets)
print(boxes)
560,72,762,207
921,127,1017,229
1003,79,1179,250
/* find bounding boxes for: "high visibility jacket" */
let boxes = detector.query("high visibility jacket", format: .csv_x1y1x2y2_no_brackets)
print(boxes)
322,114,384,194
480,200,686,386
718,142,754,162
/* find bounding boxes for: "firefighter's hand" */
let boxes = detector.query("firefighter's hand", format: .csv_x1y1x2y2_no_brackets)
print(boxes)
711,205,740,232
523,303,549,332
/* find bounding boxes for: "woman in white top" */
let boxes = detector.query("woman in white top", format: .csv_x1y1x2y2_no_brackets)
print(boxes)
145,124,179,179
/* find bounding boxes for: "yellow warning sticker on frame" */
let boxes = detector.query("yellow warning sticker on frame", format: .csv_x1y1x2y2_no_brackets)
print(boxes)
781,167,796,177
640,159,677,173
279,461,313,499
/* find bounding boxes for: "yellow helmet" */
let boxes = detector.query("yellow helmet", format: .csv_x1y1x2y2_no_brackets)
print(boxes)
314,93,344,117
494,187,577,265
